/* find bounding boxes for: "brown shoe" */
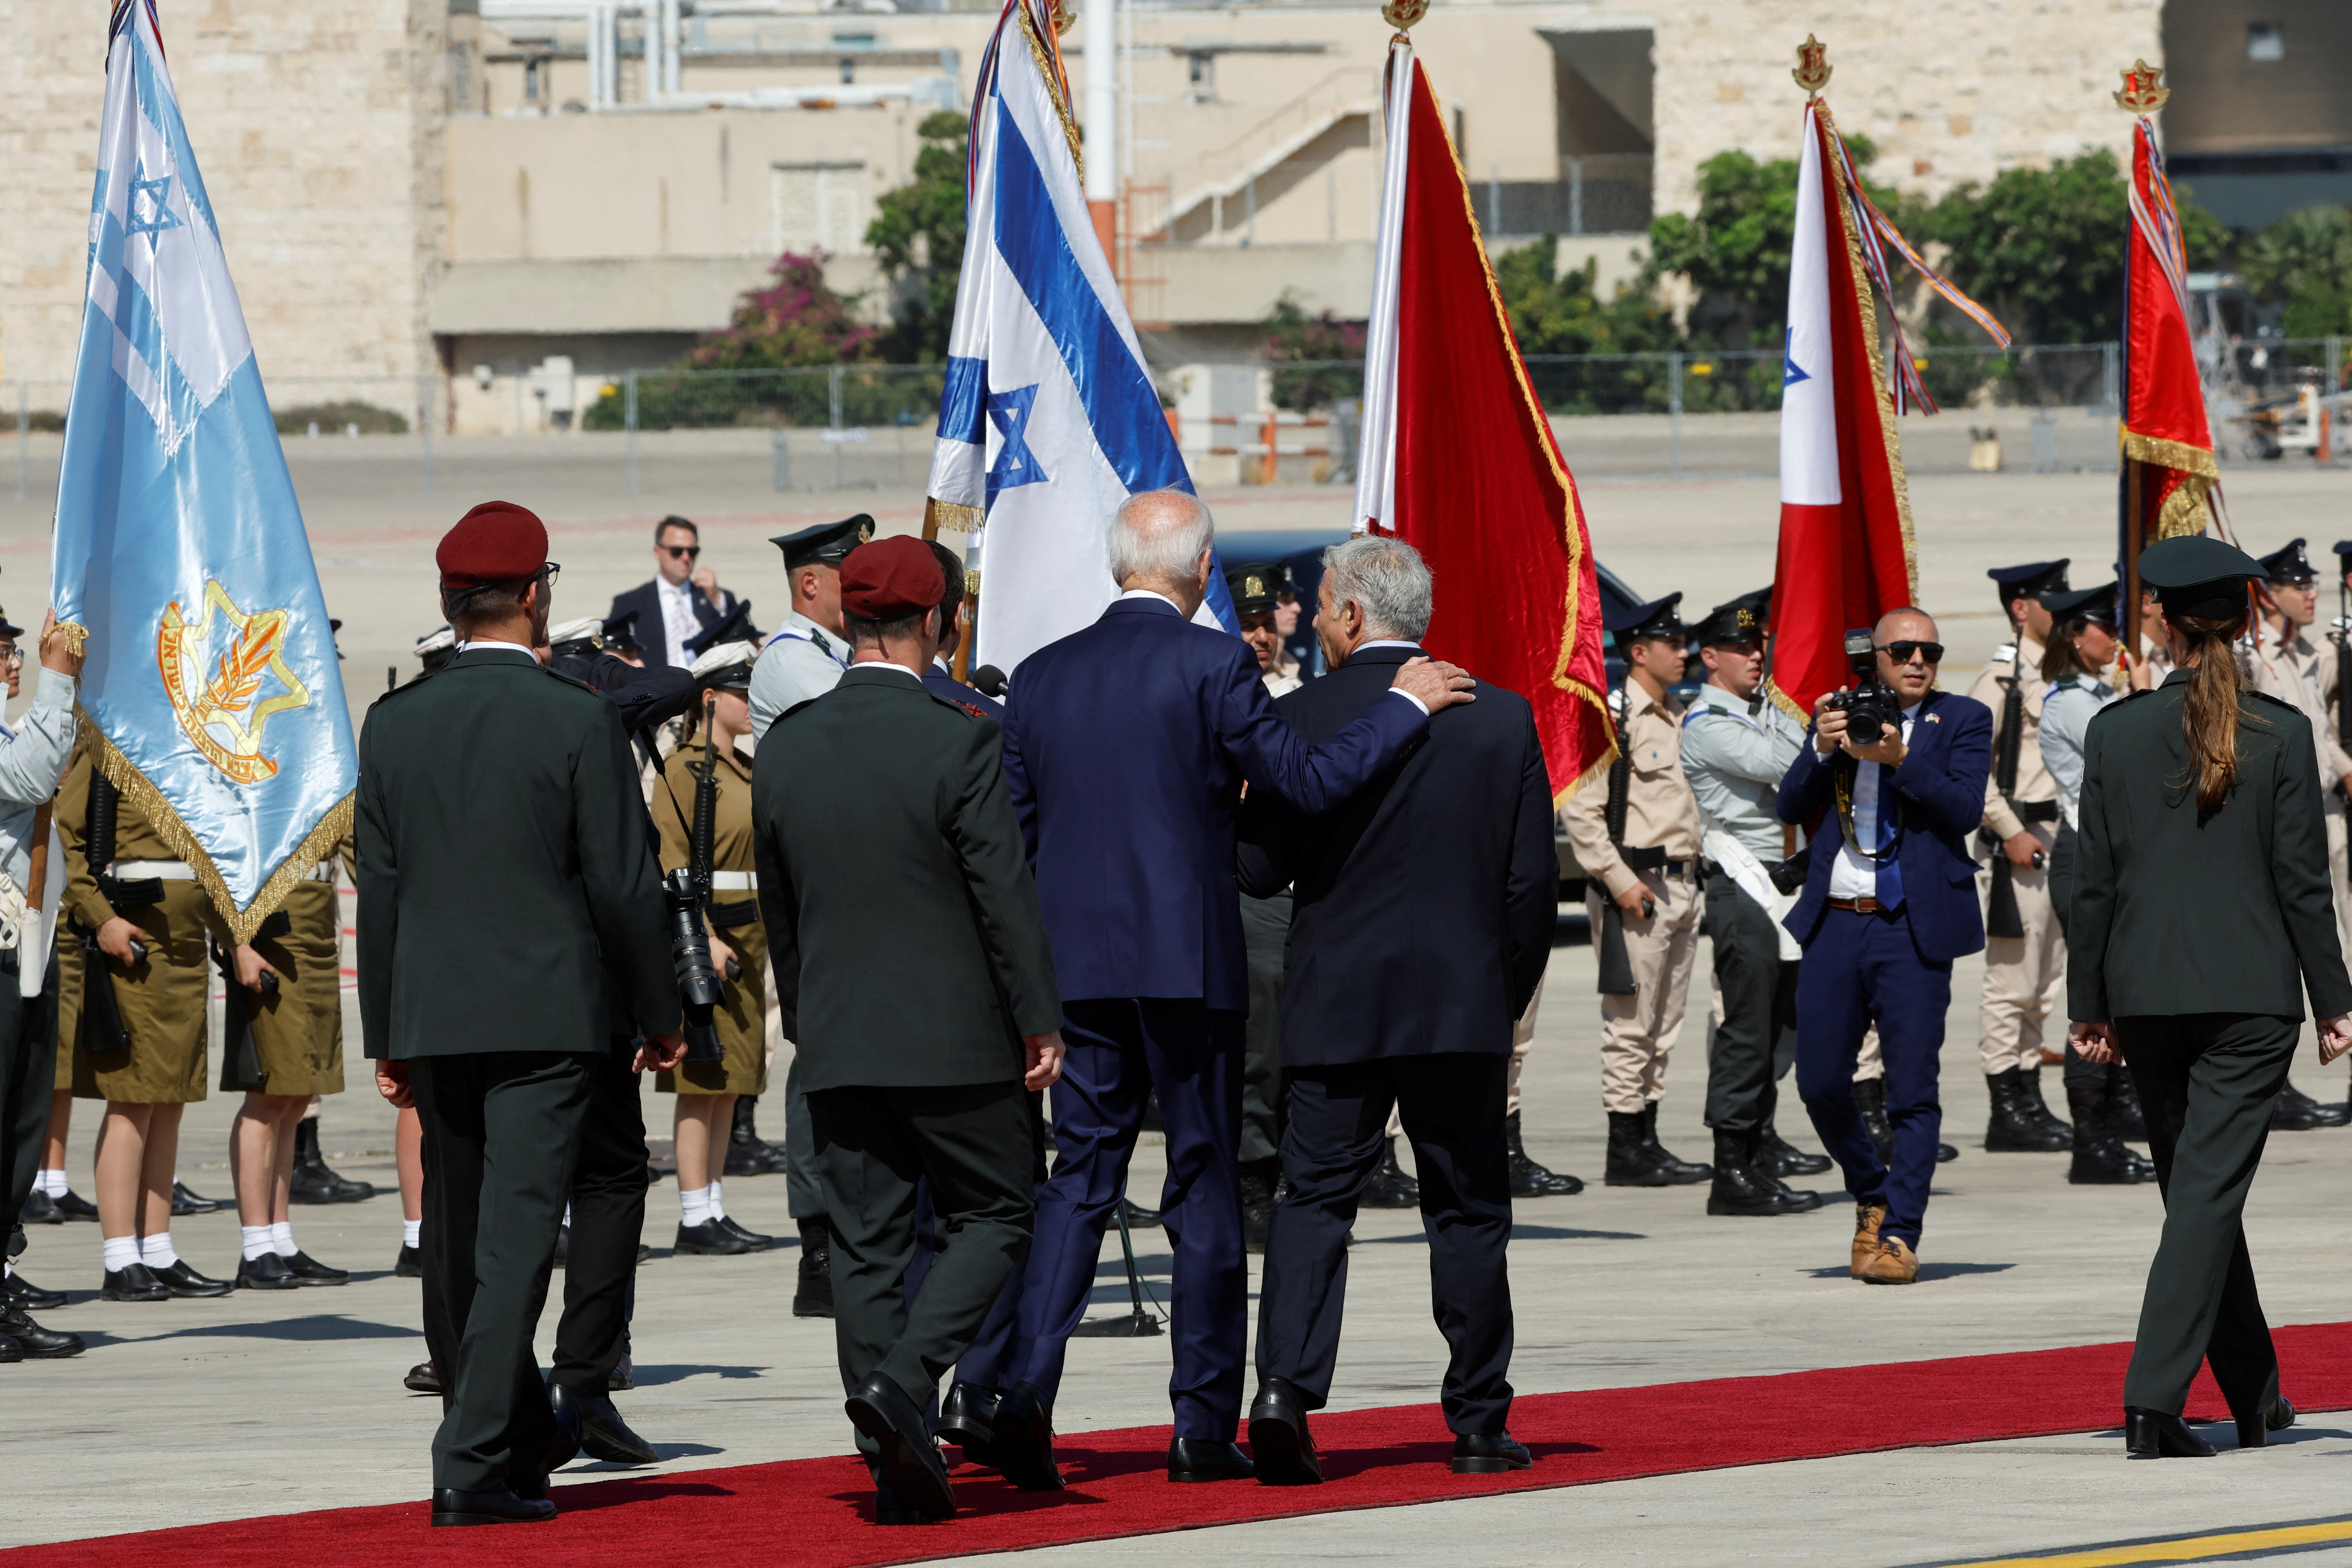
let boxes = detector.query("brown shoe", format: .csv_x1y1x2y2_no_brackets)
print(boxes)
1850,1203,1887,1277
1856,1236,1918,1284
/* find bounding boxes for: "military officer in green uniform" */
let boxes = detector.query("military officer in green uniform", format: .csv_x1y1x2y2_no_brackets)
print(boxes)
753,535,1063,1527
2067,535,2352,1458
359,501,682,1527
654,640,774,1257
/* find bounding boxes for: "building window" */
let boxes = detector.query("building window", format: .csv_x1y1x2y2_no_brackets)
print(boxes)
2247,22,2284,62
771,162,872,257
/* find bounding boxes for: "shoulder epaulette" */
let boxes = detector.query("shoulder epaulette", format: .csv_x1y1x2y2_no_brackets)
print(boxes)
538,665,599,694
2245,689,2301,713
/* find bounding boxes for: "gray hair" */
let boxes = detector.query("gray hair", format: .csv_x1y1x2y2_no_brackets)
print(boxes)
1108,489,1215,588
1321,534,1433,641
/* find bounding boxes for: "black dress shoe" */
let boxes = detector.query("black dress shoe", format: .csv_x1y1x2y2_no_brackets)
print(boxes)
871,1478,920,1526
1169,1437,1254,1482
101,1263,171,1302
20,1189,59,1225
235,1253,302,1291
936,1381,1003,1468
54,1188,100,1223
1450,1430,1534,1474
4,1272,68,1310
430,1485,556,1526
394,1244,424,1279
674,1218,752,1256
608,1356,635,1392
2124,1406,2217,1457
151,1259,233,1298
0,1304,86,1358
538,1391,584,1477
1937,1142,1960,1163
286,1250,349,1286
1247,1377,1323,1486
0,1333,18,1363
989,1381,1065,1491
405,1360,441,1394
2238,1396,2296,1449
170,1180,228,1216
717,1214,775,1250
844,1371,955,1521
635,1243,653,1263
1120,1196,1163,1228
551,1382,660,1466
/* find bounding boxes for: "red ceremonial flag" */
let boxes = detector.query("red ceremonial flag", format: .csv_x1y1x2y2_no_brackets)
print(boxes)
1351,38,1612,800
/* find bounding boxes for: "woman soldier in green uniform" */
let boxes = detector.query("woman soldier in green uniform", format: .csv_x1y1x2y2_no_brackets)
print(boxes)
2068,535,2352,1457
655,642,775,1256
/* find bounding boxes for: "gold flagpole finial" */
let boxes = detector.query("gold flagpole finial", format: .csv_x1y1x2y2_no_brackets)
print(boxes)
2114,59,2169,115
1381,0,1428,32
1049,0,1075,37
1792,34,1832,101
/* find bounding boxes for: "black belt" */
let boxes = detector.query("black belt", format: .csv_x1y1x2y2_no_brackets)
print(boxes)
2011,800,2061,824
1618,844,1688,878
708,896,760,929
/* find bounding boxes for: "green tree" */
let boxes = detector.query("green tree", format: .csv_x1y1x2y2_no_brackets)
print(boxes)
2241,206,2352,339
867,110,971,363
1492,237,1676,411
1261,295,1365,411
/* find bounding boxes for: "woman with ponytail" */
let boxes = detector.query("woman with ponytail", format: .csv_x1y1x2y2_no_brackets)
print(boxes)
2068,535,2352,1459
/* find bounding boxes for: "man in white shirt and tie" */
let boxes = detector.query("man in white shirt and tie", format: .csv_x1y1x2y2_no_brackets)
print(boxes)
608,516,722,672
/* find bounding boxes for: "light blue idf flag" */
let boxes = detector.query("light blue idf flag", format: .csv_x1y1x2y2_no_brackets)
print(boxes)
52,0,357,943
926,0,1236,676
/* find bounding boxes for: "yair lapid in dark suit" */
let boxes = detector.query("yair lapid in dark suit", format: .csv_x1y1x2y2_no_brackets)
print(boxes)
992,489,1475,1490
1236,535,1551,1485
752,535,1065,1527
606,515,722,671
359,502,684,1528
2065,536,2352,1460
1776,608,1991,1286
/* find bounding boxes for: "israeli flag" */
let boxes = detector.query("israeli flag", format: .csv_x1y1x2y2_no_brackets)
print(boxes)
51,0,357,942
927,0,1236,677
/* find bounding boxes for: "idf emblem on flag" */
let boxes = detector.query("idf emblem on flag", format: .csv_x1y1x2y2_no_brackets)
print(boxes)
51,0,356,942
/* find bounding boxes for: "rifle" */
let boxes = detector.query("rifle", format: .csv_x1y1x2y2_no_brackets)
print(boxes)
1983,657,2027,940
73,773,154,1058
216,913,289,1093
678,736,726,1064
1595,684,1639,996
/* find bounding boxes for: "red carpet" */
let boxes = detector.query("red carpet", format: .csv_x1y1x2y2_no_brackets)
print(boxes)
20,1323,2352,1567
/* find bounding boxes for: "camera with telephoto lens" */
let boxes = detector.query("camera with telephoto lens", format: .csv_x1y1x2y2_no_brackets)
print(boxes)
662,867,724,1062
1822,628,1903,746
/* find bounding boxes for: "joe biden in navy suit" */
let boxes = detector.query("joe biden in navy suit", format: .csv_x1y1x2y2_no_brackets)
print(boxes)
1776,609,1991,1283
988,490,1475,1487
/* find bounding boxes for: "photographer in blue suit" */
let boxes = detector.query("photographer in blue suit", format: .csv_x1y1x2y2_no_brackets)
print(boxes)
989,490,1475,1490
1777,608,1992,1285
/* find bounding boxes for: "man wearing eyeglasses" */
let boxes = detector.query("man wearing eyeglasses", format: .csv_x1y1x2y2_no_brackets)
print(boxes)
608,516,721,672
1777,608,1992,1286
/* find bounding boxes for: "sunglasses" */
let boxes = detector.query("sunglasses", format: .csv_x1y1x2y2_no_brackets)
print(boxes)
662,544,701,561
1877,640,1944,664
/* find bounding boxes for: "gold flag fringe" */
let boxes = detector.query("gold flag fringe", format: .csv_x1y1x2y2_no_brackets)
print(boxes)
2122,428,2221,481
76,709,355,946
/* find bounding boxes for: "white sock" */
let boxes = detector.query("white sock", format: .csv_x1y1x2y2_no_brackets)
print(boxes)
270,1221,296,1258
403,1218,422,1249
139,1232,178,1270
241,1225,274,1261
708,1180,726,1221
37,1168,65,1198
680,1186,712,1227
103,1234,139,1272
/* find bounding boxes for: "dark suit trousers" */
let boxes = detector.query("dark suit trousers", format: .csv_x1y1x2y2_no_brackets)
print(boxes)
414,1052,591,1492
929,1089,1049,1393
1702,878,1797,1136
1257,1054,1514,1434
1239,892,1293,1166
1794,907,1951,1247
1012,999,1246,1439
2047,824,2128,1098
2118,1012,2296,1418
552,1040,650,1392
0,953,44,1265
810,1080,1032,1414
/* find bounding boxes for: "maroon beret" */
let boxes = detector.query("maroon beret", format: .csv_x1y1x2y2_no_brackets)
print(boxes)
438,501,549,588
840,535,946,621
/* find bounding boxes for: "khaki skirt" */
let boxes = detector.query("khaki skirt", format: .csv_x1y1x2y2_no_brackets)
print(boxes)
68,881,211,1105
241,881,345,1098
659,916,769,1097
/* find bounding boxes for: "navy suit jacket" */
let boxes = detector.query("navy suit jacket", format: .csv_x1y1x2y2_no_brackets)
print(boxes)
1776,686,1993,963
1003,597,1428,1011
1235,645,1556,1064
609,579,719,670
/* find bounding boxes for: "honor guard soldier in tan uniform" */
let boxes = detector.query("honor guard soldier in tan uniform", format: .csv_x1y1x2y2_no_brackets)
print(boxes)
1968,561,2075,1152
1562,595,1711,1188
655,640,776,1257
2250,537,2352,1127
57,735,234,1300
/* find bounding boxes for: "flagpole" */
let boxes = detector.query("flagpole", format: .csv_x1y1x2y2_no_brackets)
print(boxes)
1350,0,1425,537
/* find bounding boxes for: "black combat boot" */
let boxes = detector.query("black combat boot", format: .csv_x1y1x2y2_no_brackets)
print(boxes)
1504,1111,1583,1196
1361,1137,1419,1209
1604,1110,1667,1187
1984,1067,2069,1152
1239,1158,1278,1252
792,1216,834,1318
1852,1077,1896,1162
2018,1067,2074,1140
289,1119,377,1204
724,1097,787,1176
1759,1120,1831,1176
1704,1129,1800,1216
1637,1103,1712,1185
2107,1067,2149,1140
2065,1085,2142,1185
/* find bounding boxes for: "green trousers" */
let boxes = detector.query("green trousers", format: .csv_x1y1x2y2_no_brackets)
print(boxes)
2117,1012,2295,1419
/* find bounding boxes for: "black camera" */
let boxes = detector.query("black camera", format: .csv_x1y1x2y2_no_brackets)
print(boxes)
662,867,725,1063
1822,628,1903,746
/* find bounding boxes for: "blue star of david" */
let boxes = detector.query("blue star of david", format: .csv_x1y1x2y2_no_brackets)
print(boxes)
127,168,182,240
986,384,1048,500
1782,325,1810,388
